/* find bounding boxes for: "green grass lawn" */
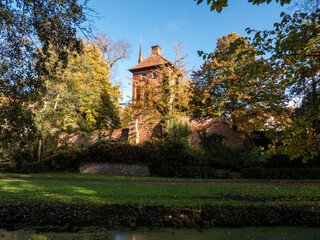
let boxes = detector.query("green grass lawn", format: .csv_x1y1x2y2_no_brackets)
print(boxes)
0,172,239,182
0,178,319,207
1,172,320,183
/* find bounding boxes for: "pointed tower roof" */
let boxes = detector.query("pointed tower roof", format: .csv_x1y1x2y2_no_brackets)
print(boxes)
129,45,172,73
138,42,144,63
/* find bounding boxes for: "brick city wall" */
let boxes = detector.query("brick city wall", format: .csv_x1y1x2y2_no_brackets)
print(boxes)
59,116,245,149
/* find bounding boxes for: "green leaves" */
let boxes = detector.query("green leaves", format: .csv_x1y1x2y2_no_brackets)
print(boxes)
191,32,285,133
248,10,320,162
248,0,291,6
194,0,228,13
195,0,291,13
0,0,89,148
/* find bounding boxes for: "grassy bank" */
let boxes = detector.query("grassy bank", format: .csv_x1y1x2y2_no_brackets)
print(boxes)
0,178,319,206
1,175,320,229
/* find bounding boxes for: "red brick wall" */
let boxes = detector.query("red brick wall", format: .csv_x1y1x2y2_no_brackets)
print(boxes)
131,115,245,148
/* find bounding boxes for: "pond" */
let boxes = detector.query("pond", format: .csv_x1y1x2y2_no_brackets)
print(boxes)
1,227,320,240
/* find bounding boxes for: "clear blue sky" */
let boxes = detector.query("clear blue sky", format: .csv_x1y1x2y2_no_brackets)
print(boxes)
86,0,292,103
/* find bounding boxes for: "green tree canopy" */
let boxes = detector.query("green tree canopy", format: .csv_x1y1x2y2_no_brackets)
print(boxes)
33,39,125,161
190,32,286,132
248,10,320,161
0,0,89,147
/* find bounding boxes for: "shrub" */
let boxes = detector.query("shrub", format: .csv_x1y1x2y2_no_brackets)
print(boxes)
164,118,189,143
241,167,320,179
21,161,52,173
199,132,245,170
0,161,16,172
143,138,210,175
156,166,216,178
46,140,150,171
242,146,271,167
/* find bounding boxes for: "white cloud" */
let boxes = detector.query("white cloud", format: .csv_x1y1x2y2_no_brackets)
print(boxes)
165,20,186,32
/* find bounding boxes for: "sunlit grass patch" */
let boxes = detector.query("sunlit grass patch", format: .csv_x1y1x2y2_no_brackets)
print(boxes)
0,179,319,207
2,172,320,183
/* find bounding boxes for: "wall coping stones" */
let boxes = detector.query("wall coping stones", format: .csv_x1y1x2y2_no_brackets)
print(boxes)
79,162,150,176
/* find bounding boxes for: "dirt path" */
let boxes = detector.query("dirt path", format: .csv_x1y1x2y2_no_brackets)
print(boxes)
1,177,320,187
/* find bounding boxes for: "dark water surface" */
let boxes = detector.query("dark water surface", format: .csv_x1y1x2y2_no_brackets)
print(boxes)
1,227,320,240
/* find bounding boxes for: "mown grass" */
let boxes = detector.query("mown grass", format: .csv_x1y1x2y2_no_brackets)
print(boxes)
1,172,320,183
0,172,239,182
0,178,319,207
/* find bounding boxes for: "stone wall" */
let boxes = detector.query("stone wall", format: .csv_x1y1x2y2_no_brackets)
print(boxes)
131,115,245,148
187,117,245,148
58,115,245,149
129,112,162,144
79,163,150,176
58,128,128,147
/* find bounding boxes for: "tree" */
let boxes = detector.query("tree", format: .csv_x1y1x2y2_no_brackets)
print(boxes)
0,0,89,148
248,10,320,161
119,103,132,129
33,40,124,161
190,32,286,133
90,33,131,75
194,0,291,13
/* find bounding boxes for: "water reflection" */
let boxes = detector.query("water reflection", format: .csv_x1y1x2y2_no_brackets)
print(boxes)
1,227,320,240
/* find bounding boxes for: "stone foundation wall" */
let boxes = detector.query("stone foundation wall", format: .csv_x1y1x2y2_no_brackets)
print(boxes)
79,163,150,176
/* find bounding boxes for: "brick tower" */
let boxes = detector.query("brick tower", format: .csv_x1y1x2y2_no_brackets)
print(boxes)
129,45,173,104
128,45,175,143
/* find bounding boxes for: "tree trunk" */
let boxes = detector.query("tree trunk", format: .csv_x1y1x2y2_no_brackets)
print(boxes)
135,118,140,144
54,94,59,110
37,138,42,163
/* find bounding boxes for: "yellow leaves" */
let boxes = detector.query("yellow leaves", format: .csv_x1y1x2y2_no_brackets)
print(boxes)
40,39,122,133
62,115,79,130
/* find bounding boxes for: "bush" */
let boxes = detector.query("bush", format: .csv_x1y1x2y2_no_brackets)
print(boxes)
199,132,245,170
20,162,52,173
81,141,149,164
0,161,16,172
143,138,210,175
164,118,189,143
156,166,216,178
241,167,320,179
46,140,150,171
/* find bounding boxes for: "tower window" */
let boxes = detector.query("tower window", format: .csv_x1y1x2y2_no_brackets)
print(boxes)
141,74,147,80
152,73,158,79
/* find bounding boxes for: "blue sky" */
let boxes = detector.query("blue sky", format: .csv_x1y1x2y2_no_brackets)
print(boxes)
86,0,292,103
